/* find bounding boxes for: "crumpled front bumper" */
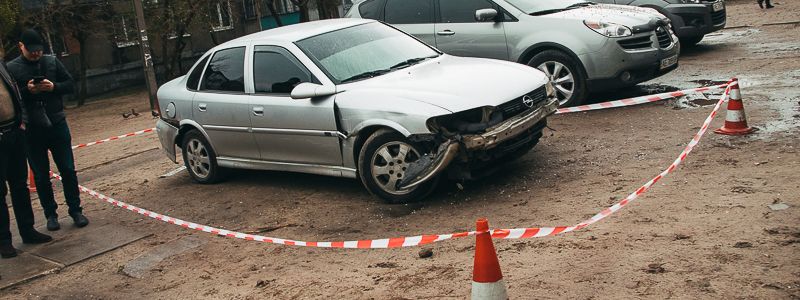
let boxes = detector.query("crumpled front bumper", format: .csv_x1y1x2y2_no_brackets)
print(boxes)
462,97,558,151
663,2,726,38
400,97,558,188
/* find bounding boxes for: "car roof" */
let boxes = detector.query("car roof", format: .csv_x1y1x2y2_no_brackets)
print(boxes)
226,18,375,46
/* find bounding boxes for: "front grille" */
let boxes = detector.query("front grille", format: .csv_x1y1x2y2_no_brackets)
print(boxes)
497,87,546,119
618,35,653,50
711,10,726,25
656,26,672,48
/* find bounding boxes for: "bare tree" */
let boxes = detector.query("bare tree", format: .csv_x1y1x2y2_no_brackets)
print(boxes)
19,0,114,106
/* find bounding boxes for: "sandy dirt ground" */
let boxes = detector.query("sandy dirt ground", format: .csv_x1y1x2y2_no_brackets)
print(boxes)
1,0,798,298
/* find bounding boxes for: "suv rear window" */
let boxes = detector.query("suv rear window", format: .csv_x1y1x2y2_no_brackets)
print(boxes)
358,0,385,20
385,0,432,24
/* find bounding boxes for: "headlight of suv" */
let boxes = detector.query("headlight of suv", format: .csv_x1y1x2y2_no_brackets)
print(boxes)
584,20,632,38
545,80,556,98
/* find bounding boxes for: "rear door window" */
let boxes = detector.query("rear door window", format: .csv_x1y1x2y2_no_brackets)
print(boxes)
199,47,246,93
385,0,433,24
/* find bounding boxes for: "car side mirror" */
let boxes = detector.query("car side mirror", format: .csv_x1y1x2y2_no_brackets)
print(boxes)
290,83,337,99
475,8,498,22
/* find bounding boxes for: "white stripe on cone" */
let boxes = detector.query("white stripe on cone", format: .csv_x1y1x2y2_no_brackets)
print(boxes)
725,109,747,123
729,88,741,101
472,279,508,300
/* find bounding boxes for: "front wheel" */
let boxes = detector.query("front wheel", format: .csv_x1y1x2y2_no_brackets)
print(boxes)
358,129,437,204
181,130,222,184
528,50,587,107
680,35,704,48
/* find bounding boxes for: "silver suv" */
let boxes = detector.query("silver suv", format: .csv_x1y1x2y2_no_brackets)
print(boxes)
346,0,681,106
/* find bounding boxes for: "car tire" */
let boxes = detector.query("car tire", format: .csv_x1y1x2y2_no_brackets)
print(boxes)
500,131,543,164
528,50,587,107
358,129,437,204
680,36,704,48
182,130,222,184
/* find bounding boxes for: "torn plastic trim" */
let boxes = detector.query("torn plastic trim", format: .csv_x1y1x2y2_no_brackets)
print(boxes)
398,140,460,189
462,97,558,151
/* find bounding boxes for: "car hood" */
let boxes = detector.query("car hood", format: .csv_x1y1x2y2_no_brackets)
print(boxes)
339,55,548,113
548,4,668,26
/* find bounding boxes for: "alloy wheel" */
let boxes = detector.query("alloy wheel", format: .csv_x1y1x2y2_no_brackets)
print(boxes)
370,141,421,195
186,138,211,179
537,61,575,106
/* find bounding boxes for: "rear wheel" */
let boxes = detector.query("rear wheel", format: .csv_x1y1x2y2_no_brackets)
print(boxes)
528,50,587,107
182,130,222,184
358,129,436,204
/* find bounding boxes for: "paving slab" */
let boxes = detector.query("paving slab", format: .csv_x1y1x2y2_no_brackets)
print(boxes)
0,253,62,290
10,216,151,266
122,235,206,278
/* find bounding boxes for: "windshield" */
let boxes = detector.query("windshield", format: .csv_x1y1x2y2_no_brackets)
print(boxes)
505,0,590,14
295,22,440,84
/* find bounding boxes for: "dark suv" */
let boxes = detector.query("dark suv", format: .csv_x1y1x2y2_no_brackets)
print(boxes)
594,0,726,47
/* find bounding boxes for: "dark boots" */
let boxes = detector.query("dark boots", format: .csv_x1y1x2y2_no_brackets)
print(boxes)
1,229,52,259
757,0,774,9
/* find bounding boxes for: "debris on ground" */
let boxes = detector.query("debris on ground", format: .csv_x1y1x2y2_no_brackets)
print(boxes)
418,248,433,259
768,203,789,211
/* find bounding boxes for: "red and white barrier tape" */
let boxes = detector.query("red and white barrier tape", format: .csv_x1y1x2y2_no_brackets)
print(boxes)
72,128,156,150
59,82,733,248
491,82,733,239
555,83,728,114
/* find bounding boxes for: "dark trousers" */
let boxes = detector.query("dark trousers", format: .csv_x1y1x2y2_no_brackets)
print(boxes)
0,127,36,244
26,120,82,219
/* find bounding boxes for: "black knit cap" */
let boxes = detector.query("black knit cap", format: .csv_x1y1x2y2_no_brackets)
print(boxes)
20,29,44,53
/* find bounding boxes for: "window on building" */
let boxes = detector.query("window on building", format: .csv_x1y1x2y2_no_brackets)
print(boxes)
211,0,234,31
44,29,69,56
384,0,432,24
114,14,139,48
200,47,245,93
243,0,257,19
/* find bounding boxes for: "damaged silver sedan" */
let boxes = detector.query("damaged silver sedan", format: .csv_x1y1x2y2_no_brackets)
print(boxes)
155,19,558,203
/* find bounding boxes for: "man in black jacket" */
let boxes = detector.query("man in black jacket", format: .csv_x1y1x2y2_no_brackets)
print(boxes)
1,59,53,258
7,29,88,231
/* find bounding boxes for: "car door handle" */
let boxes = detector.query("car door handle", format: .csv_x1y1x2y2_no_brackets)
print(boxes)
252,106,264,116
198,103,207,112
437,30,455,36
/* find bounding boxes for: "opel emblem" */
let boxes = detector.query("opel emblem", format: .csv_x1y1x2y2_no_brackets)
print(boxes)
522,95,535,108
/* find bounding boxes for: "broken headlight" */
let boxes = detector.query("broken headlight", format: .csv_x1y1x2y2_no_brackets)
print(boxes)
427,106,501,135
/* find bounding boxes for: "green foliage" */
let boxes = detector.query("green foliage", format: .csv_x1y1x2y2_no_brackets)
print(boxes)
0,0,19,35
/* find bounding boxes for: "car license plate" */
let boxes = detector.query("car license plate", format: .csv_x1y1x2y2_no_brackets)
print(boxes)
661,55,678,70
713,1,724,12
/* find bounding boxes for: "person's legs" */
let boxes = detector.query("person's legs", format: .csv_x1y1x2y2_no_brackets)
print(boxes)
48,121,87,227
49,121,82,216
758,0,764,8
26,127,58,219
0,133,13,248
765,0,774,8
6,131,35,233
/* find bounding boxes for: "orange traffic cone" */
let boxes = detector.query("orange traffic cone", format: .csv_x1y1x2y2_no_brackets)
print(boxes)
715,79,757,135
471,218,508,300
27,165,36,192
